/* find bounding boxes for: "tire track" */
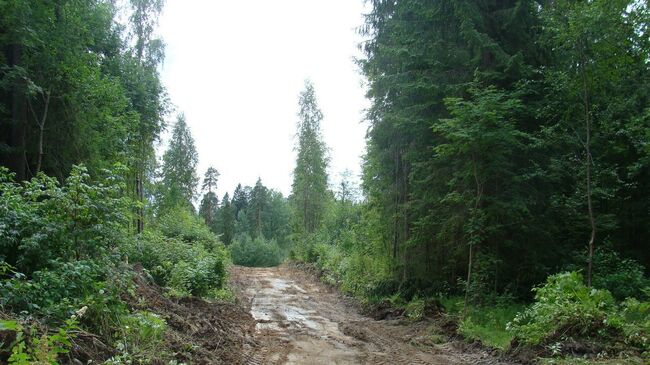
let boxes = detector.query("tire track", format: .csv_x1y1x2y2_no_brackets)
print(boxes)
231,265,519,365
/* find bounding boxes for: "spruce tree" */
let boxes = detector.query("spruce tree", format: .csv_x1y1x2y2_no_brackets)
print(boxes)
291,80,329,234
249,178,268,238
159,113,198,212
199,167,219,230
218,192,235,245
232,183,248,217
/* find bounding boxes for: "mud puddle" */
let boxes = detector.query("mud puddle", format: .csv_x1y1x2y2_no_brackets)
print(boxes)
230,265,519,365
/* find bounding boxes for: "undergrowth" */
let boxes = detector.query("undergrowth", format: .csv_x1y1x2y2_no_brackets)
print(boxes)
0,166,230,363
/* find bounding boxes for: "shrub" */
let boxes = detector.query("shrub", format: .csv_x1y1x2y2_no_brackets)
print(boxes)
508,271,649,354
155,207,219,249
0,165,131,275
0,260,128,334
124,230,228,297
117,311,166,355
2,318,79,365
457,303,524,350
590,248,648,300
508,272,616,345
169,253,226,296
229,234,282,267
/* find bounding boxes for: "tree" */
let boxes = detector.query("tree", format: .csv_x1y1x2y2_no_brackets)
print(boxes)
539,0,650,286
249,178,268,238
434,85,527,310
232,183,249,217
128,0,168,233
199,167,219,228
360,0,542,288
291,80,329,234
263,190,291,245
218,193,235,245
336,169,359,204
159,113,198,211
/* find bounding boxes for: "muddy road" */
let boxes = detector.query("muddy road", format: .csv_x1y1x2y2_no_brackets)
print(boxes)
230,265,517,365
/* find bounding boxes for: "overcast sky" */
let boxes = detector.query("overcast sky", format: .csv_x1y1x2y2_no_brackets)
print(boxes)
157,0,369,199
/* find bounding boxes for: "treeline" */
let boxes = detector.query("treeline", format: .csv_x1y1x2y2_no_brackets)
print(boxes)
0,1,231,363
0,0,168,233
286,0,649,358
198,176,292,267
351,0,650,299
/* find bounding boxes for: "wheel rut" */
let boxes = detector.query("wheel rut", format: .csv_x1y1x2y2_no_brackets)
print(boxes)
229,265,519,365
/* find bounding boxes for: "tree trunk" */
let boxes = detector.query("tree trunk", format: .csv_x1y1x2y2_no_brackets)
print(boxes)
34,90,51,174
7,43,27,181
579,42,596,287
465,156,483,315
464,243,474,315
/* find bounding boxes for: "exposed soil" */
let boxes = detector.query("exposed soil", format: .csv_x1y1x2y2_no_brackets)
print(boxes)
230,264,520,365
122,265,257,364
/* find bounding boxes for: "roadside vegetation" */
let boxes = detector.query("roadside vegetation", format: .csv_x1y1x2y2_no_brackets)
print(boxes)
1,0,649,364
0,1,240,362
284,1,650,364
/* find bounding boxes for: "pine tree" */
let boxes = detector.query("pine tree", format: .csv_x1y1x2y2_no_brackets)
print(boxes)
291,80,329,234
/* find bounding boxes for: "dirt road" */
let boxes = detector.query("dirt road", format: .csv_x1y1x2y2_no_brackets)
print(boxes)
230,265,517,365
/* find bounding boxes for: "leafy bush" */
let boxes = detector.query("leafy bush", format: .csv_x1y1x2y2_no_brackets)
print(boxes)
117,311,166,356
589,248,648,301
507,272,649,354
0,260,130,338
124,230,228,297
155,207,219,249
169,253,226,296
229,234,282,267
0,165,131,274
2,317,79,365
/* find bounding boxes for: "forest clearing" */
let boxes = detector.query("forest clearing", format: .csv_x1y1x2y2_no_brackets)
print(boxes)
1,0,649,364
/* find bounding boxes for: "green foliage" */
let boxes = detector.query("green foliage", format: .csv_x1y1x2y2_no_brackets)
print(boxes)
3,317,78,365
508,272,615,345
155,207,219,249
216,193,235,245
404,296,426,322
124,229,227,297
116,311,166,357
508,272,649,354
229,234,282,267
158,114,199,212
571,248,649,301
199,167,220,231
168,253,226,297
355,0,650,305
0,165,131,274
461,305,523,350
291,80,329,235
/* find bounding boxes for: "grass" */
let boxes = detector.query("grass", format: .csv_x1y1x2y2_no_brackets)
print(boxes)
440,296,525,350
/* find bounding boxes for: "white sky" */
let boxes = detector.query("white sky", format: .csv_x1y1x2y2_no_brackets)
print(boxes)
158,0,369,198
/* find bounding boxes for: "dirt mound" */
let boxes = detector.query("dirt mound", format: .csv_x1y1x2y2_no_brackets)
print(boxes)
127,265,256,364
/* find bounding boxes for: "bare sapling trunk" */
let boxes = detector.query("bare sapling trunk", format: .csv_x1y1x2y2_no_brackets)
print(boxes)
27,89,51,174
464,156,483,315
579,43,596,287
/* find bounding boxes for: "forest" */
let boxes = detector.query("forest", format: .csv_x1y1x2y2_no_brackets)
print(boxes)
0,0,649,364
